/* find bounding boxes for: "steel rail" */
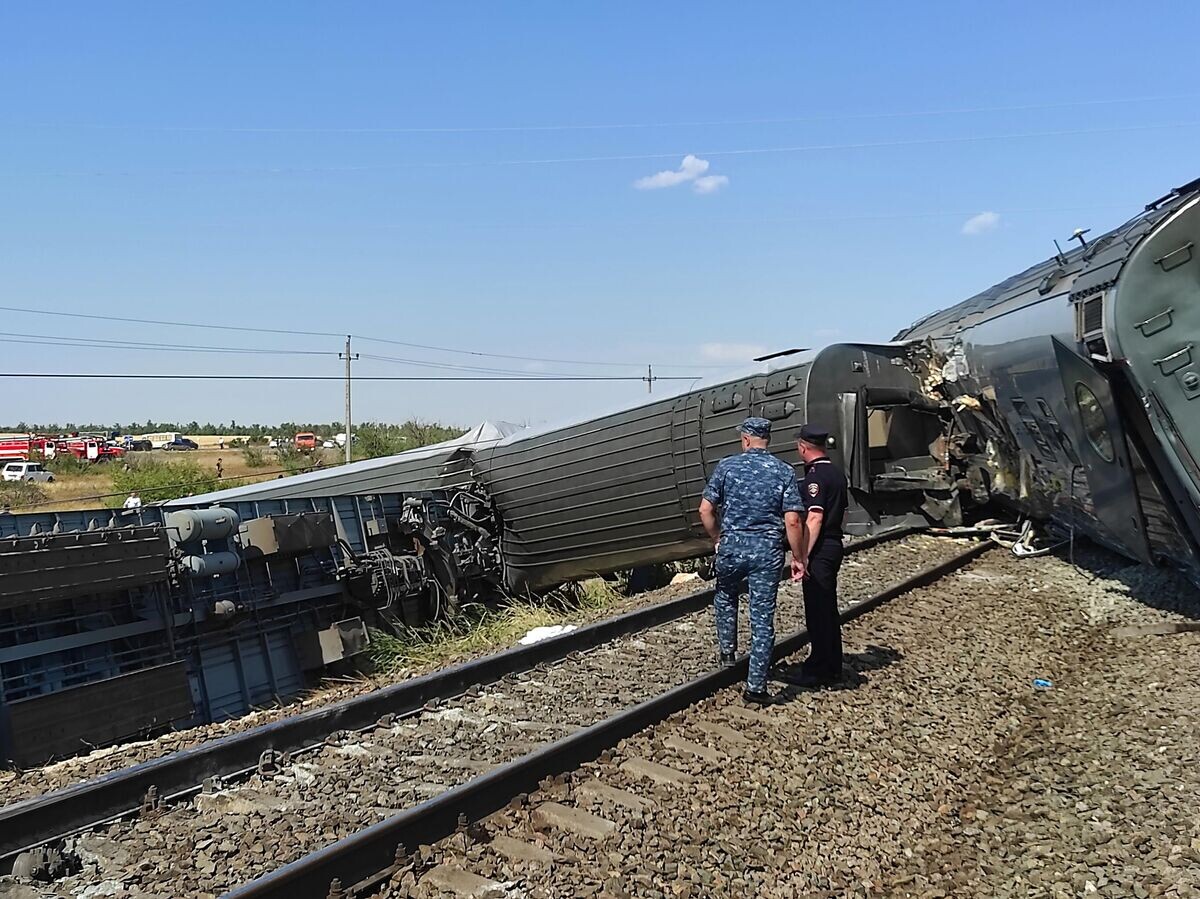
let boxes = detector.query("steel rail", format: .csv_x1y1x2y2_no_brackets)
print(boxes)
0,526,920,865
223,538,993,899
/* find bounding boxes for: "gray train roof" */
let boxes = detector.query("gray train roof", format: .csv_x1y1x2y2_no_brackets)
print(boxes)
895,176,1200,341
166,421,522,505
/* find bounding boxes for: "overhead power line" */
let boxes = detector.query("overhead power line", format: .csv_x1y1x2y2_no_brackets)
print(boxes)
10,466,307,511
0,305,739,370
13,93,1196,134
359,352,592,378
356,339,735,370
0,332,338,356
0,305,340,338
0,372,704,382
15,120,1200,176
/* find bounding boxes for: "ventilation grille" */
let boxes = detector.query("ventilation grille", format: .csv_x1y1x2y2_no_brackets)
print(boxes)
1081,297,1104,336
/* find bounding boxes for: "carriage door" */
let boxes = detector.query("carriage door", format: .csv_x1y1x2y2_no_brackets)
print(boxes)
1053,338,1152,562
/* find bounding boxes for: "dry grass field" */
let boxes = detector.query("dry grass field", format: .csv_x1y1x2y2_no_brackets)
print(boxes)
15,444,343,512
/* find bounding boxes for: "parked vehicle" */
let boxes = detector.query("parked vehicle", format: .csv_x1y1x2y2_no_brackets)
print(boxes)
44,438,125,463
163,438,199,451
267,436,280,449
2,461,54,483
294,432,318,451
125,440,154,452
0,436,46,462
137,432,183,450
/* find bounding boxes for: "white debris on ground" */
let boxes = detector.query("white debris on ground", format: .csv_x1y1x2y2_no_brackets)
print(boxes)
517,624,579,646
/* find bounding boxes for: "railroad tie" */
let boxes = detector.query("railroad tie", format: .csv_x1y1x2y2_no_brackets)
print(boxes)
529,801,617,841
418,864,507,898
721,705,773,726
664,734,727,763
574,778,656,811
694,720,750,744
488,834,555,864
619,756,695,786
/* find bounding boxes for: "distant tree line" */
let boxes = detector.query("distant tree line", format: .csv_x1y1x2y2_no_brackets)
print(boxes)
1,419,466,449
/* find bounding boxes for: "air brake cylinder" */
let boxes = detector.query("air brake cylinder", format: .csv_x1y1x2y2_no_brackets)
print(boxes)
165,508,241,544
179,551,241,578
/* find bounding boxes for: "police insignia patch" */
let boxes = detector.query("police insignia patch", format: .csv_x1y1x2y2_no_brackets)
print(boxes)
807,483,819,496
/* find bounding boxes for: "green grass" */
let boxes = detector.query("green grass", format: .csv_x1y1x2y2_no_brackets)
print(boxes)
106,456,221,506
366,577,626,673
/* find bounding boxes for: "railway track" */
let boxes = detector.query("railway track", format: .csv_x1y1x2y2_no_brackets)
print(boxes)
220,537,990,899
0,532,981,898
0,530,916,867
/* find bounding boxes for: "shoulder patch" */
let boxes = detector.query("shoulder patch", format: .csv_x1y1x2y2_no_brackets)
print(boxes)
807,482,820,497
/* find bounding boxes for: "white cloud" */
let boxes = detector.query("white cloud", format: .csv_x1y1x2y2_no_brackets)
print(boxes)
961,211,1000,236
634,154,727,193
700,342,767,362
691,174,729,195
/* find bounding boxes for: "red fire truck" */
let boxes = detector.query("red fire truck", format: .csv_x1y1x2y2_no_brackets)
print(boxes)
46,436,125,462
0,435,124,463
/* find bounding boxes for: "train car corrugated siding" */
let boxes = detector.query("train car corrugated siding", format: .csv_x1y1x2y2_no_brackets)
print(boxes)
485,362,812,590
484,396,697,590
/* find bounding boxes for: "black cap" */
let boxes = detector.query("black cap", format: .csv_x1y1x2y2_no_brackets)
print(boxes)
794,424,829,446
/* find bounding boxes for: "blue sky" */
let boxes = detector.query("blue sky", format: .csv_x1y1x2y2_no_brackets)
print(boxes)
2,2,1198,429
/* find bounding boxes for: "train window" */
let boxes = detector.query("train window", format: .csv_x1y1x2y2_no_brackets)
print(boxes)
1073,383,1115,462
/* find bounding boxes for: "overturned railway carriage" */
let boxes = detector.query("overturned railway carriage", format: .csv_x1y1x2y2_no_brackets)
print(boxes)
896,177,1200,580
3,176,1198,766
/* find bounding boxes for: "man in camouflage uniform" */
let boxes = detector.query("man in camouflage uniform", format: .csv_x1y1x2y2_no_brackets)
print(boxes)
699,417,807,702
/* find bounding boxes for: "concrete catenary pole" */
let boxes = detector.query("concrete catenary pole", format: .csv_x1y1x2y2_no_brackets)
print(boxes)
341,335,355,464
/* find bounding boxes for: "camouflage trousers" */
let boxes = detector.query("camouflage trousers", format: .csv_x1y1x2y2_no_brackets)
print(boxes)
713,545,784,692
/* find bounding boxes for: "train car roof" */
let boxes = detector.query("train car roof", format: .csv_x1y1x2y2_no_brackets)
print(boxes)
895,177,1200,341
165,421,522,505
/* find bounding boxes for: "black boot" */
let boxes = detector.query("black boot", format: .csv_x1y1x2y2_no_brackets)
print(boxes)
719,650,736,668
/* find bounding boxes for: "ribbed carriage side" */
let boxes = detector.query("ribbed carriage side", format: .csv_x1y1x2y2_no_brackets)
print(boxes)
482,395,707,591
483,362,814,592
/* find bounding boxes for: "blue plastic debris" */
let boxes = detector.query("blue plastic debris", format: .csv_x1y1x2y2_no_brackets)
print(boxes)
1033,677,1054,690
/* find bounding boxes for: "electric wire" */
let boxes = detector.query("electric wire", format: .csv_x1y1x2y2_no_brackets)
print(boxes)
16,119,1200,176
0,306,741,370
13,92,1196,134
0,332,339,356
6,465,306,510
0,372,702,381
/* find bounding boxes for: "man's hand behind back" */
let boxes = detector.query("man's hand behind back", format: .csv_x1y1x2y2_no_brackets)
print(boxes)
790,558,805,581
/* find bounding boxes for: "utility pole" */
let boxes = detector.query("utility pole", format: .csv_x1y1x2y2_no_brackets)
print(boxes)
339,336,359,464
646,363,654,394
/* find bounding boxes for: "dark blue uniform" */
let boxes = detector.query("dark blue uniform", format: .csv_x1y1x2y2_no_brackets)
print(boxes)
800,455,848,681
703,446,805,693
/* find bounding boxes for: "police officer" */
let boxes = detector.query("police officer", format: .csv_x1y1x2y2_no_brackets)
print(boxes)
785,424,849,686
699,417,807,703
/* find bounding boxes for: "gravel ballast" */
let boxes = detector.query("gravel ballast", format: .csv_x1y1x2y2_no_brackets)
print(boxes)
370,546,1200,899
3,536,965,898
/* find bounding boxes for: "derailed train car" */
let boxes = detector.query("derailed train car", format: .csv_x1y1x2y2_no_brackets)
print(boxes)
895,176,1200,580
1,175,1197,764
0,349,951,764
